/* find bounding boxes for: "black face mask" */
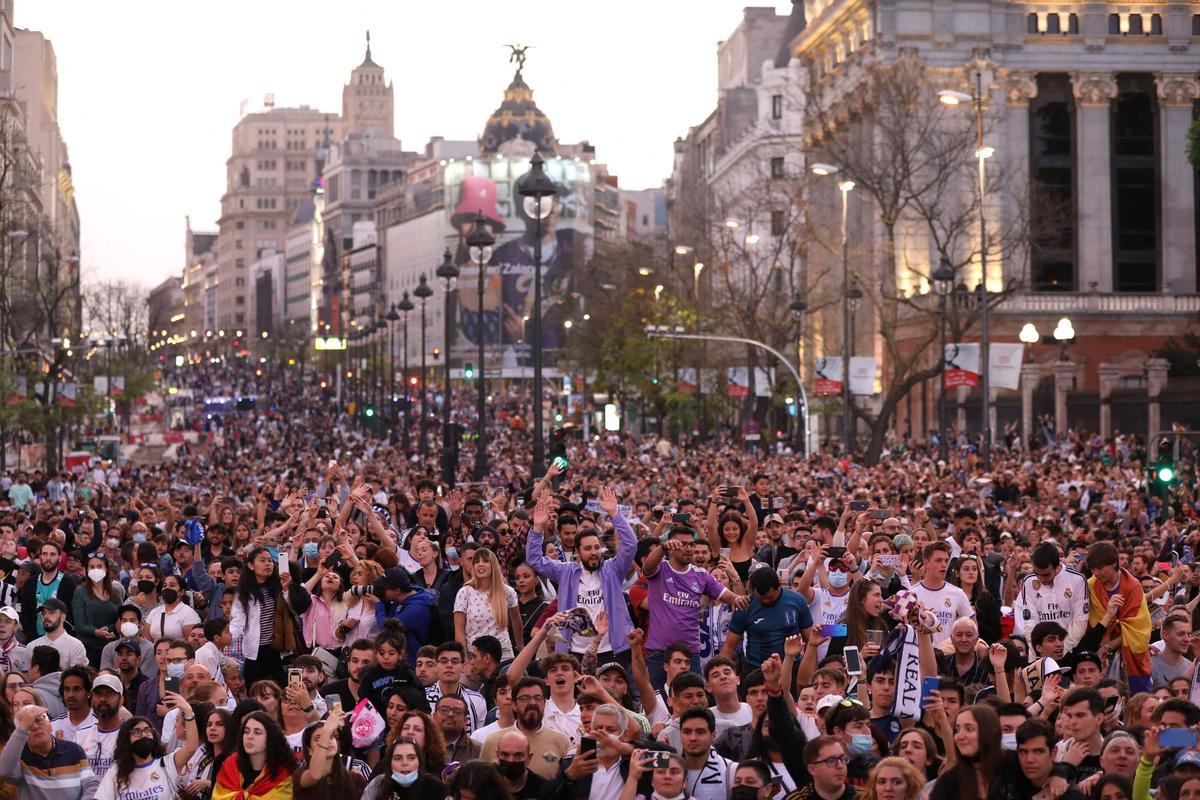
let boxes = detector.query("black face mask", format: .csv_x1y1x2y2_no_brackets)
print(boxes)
160,588,179,605
495,760,526,780
131,738,156,759
731,787,762,800
137,580,156,595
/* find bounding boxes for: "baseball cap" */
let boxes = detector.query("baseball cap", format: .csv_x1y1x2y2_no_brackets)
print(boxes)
764,513,784,525
380,567,412,591
1176,750,1200,770
114,639,141,654
0,606,18,622
93,674,123,694
38,598,67,613
816,694,844,714
1072,651,1102,671
597,662,628,682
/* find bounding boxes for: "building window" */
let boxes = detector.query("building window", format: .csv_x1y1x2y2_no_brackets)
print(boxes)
1029,74,1076,291
1150,14,1162,35
1193,14,1200,35
771,209,786,236
770,157,785,179
1027,13,1038,33
1109,14,1120,34
771,94,783,119
1111,73,1159,293
235,277,246,287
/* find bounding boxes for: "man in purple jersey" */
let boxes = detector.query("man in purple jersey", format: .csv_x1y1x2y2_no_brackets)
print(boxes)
642,525,748,694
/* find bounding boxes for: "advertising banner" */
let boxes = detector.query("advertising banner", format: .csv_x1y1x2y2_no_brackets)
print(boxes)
815,357,842,396
443,157,593,370
727,367,775,398
849,357,876,396
5,377,24,406
56,382,76,407
943,343,980,389
989,343,1025,391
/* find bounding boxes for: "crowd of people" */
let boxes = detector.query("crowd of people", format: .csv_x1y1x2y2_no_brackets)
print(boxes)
0,362,1194,800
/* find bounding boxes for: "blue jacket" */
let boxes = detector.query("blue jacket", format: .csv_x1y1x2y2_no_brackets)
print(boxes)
526,511,637,654
376,588,437,663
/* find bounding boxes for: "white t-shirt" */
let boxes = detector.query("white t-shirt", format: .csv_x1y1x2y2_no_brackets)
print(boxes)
910,581,975,645
193,642,226,685
76,723,121,779
453,583,519,660
711,702,752,727
28,631,88,668
52,711,96,740
570,569,610,654
810,587,850,659
144,603,201,641
94,756,180,800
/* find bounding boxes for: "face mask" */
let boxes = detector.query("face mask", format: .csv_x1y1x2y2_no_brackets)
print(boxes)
137,580,156,595
391,771,418,787
120,622,139,638
848,733,874,757
167,663,185,679
132,532,146,543
731,788,763,800
495,760,526,780
130,738,156,759
105,538,119,549
87,569,107,584
161,588,179,604
828,570,850,589
1001,733,1017,750
303,543,319,559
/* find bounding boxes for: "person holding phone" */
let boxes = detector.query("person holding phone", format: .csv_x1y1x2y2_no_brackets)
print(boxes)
301,562,349,650
620,749,688,800
230,547,312,687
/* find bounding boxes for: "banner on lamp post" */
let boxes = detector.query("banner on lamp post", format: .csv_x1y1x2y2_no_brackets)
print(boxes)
676,368,697,395
989,343,1025,391
943,343,981,389
112,376,125,397
727,367,775,398
814,357,843,396
848,357,877,396
56,382,76,407
94,377,107,395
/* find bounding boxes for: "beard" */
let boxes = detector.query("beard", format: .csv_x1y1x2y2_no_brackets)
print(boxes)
519,709,542,730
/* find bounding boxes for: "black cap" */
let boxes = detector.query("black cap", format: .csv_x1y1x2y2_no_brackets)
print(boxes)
381,567,412,591
1073,651,1103,671
38,598,67,613
114,639,140,654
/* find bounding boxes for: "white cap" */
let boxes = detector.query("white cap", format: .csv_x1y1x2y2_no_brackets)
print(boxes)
93,674,123,694
0,606,18,622
816,694,844,714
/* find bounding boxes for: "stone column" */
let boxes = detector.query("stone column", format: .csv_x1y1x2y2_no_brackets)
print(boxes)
1097,363,1121,440
1072,72,1119,292
1147,357,1170,436
1157,74,1200,293
1002,72,1038,287
1054,361,1075,435
1021,363,1039,445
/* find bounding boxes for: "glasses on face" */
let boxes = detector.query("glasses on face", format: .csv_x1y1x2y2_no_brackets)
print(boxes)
130,726,155,738
515,695,546,705
166,657,189,665
811,755,850,768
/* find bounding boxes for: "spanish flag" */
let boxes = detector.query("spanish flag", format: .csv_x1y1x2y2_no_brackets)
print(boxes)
1088,569,1152,692
211,756,293,800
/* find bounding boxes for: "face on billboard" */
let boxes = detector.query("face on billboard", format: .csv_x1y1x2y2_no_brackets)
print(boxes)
444,157,592,369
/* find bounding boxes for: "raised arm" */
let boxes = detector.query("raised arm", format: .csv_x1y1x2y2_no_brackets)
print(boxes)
626,628,658,716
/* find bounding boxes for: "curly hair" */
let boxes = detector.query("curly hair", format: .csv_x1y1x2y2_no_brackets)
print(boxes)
235,710,296,777
111,717,166,794
862,756,926,800
387,710,447,775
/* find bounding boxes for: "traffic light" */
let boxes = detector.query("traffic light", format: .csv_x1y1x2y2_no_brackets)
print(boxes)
364,406,375,418
1152,438,1177,497
464,362,475,380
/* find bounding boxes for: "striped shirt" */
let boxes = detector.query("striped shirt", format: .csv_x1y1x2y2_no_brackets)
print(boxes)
256,585,276,648
0,729,99,800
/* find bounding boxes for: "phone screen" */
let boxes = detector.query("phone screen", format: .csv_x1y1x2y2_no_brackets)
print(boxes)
844,646,863,676
165,676,181,695
1160,728,1198,749
850,501,870,512
580,736,597,755
920,676,941,705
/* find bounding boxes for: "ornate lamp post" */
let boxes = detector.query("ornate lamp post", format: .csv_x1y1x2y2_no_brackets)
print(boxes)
414,274,434,456
465,213,495,481
435,248,460,485
397,292,414,452
516,152,559,478
386,303,399,434
932,255,956,462
789,295,807,454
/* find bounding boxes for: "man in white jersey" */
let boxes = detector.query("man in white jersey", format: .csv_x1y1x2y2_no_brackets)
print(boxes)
1012,542,1089,650
74,675,124,779
797,546,854,660
910,541,974,646
679,707,736,800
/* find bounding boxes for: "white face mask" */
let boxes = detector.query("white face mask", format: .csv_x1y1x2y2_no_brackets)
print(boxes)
119,622,140,638
87,568,107,584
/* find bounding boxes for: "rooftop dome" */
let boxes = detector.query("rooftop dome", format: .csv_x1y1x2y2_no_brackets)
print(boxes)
479,58,558,156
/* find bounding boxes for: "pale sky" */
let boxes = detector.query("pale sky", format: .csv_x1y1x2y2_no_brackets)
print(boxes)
19,1,795,290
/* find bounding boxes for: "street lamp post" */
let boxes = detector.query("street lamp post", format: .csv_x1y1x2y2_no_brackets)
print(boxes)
435,248,460,486
516,152,559,479
789,295,808,454
397,292,414,452
466,214,495,481
386,304,399,436
414,274,433,456
375,317,386,427
932,256,956,462
811,163,855,452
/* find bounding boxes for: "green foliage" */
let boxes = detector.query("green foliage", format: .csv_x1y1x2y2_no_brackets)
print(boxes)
1154,330,1200,377
1188,119,1200,172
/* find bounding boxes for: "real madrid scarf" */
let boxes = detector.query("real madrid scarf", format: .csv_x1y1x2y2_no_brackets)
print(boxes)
887,626,924,719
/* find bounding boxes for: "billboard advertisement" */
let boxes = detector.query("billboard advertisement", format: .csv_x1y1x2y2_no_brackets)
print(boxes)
443,157,593,371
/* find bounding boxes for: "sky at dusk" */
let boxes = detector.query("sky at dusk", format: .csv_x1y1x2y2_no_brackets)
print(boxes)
18,1,795,289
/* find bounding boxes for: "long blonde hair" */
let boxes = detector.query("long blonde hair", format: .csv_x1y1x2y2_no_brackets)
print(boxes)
467,547,508,627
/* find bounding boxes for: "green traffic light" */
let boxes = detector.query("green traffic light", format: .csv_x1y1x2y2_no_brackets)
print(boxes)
365,408,375,418
1158,465,1175,482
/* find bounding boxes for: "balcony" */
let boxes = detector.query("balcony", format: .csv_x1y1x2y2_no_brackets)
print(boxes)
995,291,1200,316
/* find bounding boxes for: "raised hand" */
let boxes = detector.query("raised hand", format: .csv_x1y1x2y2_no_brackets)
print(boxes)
761,653,783,689
599,486,619,518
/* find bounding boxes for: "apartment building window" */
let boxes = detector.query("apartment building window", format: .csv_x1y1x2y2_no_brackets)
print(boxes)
235,258,245,268
236,277,246,287
236,296,245,305
770,157,785,179
1029,73,1076,291
771,94,784,119
235,221,245,230
235,314,245,324
235,240,243,250
771,209,786,236
1111,73,1159,292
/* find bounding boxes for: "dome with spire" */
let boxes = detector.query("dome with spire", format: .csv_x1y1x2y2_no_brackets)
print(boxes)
479,58,558,156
